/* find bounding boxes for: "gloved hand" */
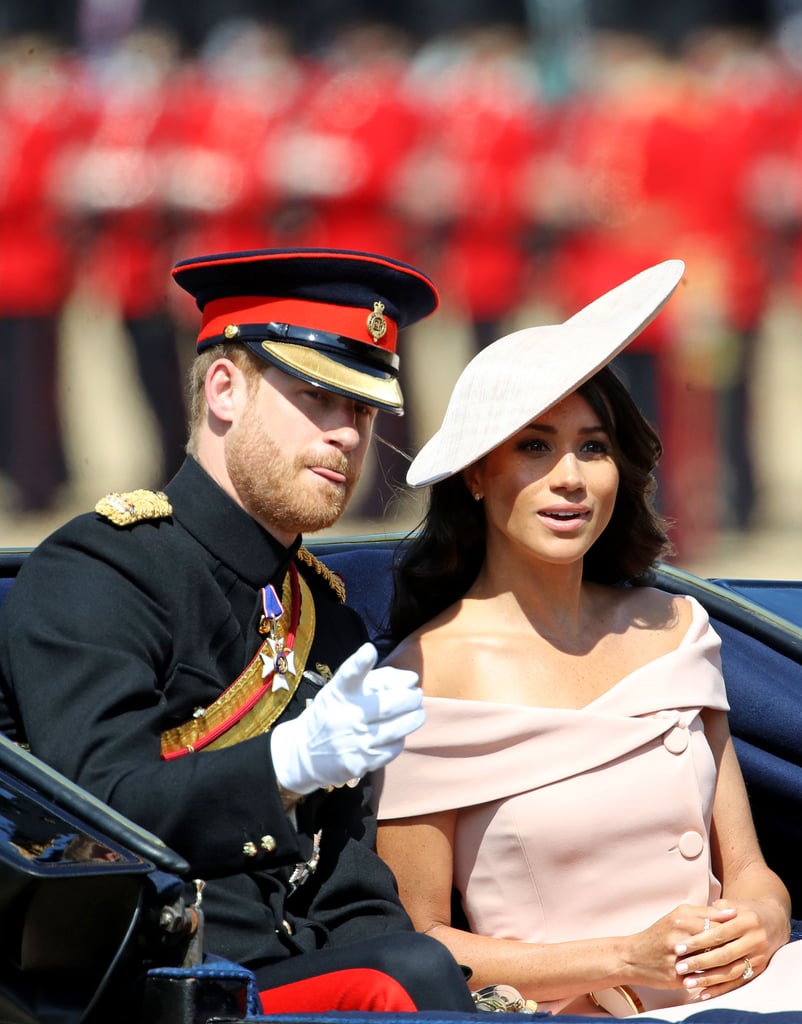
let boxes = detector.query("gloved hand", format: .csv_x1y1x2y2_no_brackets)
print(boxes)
270,642,424,795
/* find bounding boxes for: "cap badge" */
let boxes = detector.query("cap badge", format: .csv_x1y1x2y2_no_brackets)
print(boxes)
224,324,240,339
366,301,387,343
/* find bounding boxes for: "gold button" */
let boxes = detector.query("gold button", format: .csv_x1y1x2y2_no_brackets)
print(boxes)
224,324,240,339
242,841,258,857
261,835,277,852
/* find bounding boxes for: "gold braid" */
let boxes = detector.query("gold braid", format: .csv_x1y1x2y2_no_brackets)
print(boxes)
297,547,346,604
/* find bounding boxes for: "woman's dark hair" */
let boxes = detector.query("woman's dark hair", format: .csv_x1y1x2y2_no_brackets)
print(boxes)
388,365,673,645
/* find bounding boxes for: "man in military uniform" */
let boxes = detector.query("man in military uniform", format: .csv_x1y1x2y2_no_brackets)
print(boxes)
0,248,475,1012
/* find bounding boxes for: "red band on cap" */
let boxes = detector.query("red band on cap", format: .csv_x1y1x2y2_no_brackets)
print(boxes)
198,296,398,352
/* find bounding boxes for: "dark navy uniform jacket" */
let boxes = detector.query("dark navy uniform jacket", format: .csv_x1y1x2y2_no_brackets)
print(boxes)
0,456,413,968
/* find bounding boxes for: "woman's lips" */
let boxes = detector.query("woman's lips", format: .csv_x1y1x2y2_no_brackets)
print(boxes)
538,507,591,531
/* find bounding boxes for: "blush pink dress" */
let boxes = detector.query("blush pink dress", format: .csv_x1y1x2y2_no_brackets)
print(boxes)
376,596,802,1016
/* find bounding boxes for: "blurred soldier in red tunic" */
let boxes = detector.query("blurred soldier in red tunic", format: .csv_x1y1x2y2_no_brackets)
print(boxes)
396,25,545,350
169,18,307,259
532,34,722,558
264,21,422,260
0,34,89,511
164,16,311,392
55,25,189,484
650,28,784,532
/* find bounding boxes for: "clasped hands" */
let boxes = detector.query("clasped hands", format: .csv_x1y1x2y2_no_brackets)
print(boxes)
271,643,424,795
630,897,787,1003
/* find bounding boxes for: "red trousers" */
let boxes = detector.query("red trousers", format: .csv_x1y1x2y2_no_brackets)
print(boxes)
260,968,416,1012
251,932,475,1013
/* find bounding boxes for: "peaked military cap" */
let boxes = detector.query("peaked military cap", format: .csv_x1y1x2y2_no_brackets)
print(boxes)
172,248,439,414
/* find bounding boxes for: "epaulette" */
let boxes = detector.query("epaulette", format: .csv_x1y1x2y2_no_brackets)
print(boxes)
297,546,346,604
95,489,173,527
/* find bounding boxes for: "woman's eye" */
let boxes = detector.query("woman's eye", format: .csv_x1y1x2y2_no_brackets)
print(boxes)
520,439,548,452
582,440,610,455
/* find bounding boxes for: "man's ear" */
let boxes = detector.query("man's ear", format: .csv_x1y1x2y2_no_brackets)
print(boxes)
205,358,246,425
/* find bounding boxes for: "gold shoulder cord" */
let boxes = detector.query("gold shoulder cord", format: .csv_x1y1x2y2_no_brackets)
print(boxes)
297,546,346,603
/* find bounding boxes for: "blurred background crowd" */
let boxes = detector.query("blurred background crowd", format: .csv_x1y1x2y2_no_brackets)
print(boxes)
1,0,802,575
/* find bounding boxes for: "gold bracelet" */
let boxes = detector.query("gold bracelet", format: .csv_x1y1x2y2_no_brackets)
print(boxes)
588,985,645,1016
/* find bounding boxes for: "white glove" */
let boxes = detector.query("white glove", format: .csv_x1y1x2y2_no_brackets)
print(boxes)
270,642,424,795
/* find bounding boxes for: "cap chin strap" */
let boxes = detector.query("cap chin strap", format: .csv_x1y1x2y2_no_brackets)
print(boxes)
200,321,400,375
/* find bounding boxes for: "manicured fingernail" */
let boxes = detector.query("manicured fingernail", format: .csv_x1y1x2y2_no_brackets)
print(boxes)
676,962,689,975
700,992,711,1000
684,978,698,989
675,943,687,955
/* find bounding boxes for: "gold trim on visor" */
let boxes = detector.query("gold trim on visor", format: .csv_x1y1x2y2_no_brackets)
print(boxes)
261,341,403,413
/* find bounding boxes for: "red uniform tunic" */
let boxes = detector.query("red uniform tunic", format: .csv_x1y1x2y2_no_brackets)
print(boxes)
0,45,90,509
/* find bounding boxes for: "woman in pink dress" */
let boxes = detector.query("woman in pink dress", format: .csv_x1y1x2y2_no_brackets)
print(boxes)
375,260,802,1017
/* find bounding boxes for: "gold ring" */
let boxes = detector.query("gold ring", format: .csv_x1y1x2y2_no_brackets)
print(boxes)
742,957,754,981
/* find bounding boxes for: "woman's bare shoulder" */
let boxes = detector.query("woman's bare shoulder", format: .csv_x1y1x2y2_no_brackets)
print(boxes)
381,603,470,682
618,584,695,633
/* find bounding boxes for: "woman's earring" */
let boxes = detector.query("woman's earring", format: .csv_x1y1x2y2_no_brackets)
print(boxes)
473,492,483,501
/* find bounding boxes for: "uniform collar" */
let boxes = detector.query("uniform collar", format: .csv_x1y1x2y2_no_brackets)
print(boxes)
165,457,301,588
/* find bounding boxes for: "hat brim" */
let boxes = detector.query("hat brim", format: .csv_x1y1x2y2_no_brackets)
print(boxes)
257,341,404,414
407,259,685,487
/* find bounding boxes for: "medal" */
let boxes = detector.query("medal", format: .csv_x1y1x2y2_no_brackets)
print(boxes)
260,583,284,630
258,583,297,692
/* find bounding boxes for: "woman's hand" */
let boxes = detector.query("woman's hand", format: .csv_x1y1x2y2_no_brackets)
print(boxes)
672,897,791,1001
620,904,726,991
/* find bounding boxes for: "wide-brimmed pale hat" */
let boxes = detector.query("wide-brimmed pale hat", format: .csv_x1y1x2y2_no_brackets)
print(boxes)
407,259,685,487
172,248,439,415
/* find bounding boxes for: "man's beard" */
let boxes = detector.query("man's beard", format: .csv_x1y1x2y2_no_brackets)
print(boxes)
224,414,357,537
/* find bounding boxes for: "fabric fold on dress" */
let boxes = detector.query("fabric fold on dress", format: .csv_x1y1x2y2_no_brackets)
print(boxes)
376,596,727,818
